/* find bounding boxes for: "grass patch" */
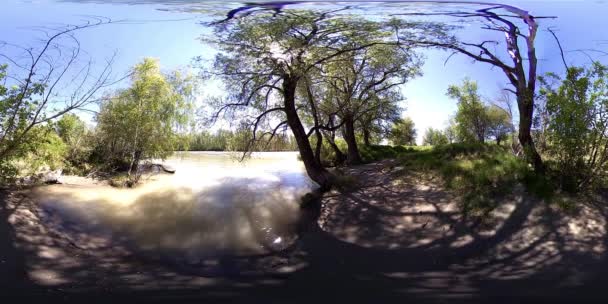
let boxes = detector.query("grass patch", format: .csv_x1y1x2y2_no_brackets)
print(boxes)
368,143,551,214
332,173,360,192
360,144,426,162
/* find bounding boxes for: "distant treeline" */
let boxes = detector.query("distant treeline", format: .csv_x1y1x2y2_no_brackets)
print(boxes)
184,129,298,152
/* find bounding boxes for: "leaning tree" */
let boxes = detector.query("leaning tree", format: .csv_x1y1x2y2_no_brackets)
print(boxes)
392,3,555,173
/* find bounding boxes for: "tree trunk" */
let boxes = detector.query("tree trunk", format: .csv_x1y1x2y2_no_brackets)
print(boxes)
304,76,324,167
314,130,323,167
517,92,545,173
128,150,142,179
283,76,334,190
324,130,346,166
363,127,371,146
343,115,363,165
324,115,346,165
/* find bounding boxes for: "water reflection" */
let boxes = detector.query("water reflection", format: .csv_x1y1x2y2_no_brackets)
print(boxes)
34,152,313,261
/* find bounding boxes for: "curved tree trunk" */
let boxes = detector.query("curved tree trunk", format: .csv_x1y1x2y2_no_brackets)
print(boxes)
343,115,363,165
283,76,334,190
304,76,324,167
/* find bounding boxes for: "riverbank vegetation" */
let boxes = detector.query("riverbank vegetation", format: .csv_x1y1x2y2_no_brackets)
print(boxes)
1,6,607,205
0,54,197,186
184,129,298,152
2,3,608,300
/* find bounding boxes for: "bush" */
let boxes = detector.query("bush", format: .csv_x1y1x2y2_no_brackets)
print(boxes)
538,63,608,192
1,125,67,184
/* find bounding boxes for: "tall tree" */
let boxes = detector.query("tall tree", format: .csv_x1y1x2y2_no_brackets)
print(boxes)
447,79,489,143
96,58,194,182
319,42,421,164
395,4,550,172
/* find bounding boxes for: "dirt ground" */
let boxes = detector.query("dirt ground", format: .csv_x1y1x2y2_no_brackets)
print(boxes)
2,159,608,303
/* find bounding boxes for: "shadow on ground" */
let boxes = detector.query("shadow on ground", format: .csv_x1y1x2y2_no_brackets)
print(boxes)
2,161,608,303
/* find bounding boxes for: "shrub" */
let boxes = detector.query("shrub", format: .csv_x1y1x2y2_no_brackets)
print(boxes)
538,62,608,192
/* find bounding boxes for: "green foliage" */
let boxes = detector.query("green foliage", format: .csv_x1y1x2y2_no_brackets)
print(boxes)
186,129,298,152
360,144,419,162
446,79,514,145
444,116,459,143
332,173,360,192
486,105,513,145
30,127,67,172
56,114,93,174
447,79,489,142
539,62,608,192
1,64,68,182
4,125,67,182
95,58,195,180
422,127,449,146
389,117,417,146
399,143,532,214
0,64,47,162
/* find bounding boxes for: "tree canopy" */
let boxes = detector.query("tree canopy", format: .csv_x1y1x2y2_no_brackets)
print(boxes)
95,58,195,180
205,9,439,188
389,117,417,146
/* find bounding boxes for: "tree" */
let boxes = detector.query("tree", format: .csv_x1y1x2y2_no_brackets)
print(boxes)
396,4,549,172
444,116,459,144
206,10,431,188
0,20,117,181
56,114,91,172
389,117,417,146
538,62,608,191
493,89,520,154
447,79,489,143
422,128,448,146
96,58,194,182
319,42,421,164
486,105,513,145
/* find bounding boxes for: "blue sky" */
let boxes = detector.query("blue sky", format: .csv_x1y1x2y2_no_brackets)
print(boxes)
1,0,606,143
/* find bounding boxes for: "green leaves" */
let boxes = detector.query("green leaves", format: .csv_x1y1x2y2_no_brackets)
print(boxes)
389,117,417,146
447,79,512,144
538,62,608,191
95,58,196,170
422,127,448,146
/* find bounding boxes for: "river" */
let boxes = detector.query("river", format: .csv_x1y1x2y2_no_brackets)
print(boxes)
33,152,315,261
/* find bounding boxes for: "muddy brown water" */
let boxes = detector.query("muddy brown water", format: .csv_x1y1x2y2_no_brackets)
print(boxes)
33,152,316,261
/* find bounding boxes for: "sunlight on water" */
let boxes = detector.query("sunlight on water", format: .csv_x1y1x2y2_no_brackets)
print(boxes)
34,152,314,260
